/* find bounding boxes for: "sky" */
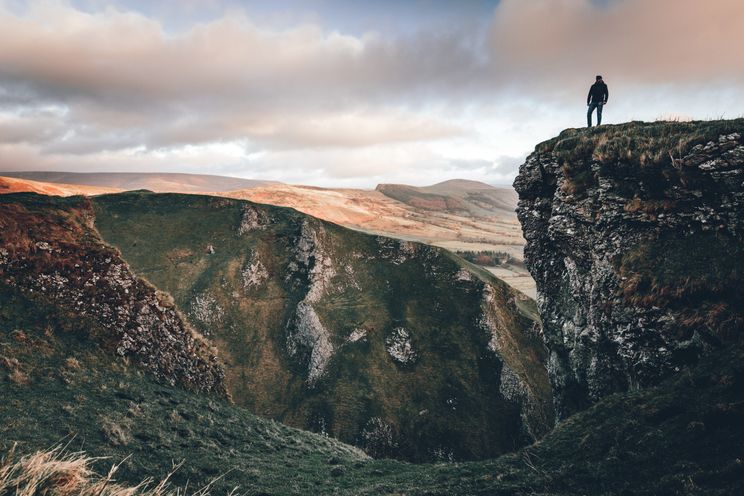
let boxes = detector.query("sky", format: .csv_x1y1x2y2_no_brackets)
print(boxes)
1,0,743,188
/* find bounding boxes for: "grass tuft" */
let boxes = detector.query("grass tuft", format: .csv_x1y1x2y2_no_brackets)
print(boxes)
0,445,226,496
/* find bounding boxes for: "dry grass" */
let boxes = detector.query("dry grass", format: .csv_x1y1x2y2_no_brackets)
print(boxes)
623,197,677,214
8,369,30,386
64,358,81,371
0,445,230,496
2,357,30,386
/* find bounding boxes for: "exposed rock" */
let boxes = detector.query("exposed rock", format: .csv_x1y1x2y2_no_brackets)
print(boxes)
376,237,418,265
479,284,509,354
35,241,52,251
189,292,224,331
361,417,398,458
285,219,337,385
241,254,269,290
0,198,226,396
347,328,367,343
514,121,744,419
499,363,528,403
286,302,334,386
342,264,361,291
238,204,271,234
385,327,416,364
290,219,336,302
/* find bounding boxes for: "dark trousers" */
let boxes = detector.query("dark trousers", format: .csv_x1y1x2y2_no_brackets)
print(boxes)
587,102,603,127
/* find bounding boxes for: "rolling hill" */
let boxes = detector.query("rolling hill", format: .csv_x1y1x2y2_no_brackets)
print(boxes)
91,191,551,462
376,179,518,218
0,175,122,196
1,171,275,193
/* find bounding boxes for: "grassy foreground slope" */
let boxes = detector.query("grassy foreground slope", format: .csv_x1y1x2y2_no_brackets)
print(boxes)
91,192,550,462
0,285,371,495
2,287,743,495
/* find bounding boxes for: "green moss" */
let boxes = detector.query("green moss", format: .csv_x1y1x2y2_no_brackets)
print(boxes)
541,119,744,167
536,118,744,199
618,230,743,341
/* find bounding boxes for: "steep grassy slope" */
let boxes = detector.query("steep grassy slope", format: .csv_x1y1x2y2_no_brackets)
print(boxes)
91,191,550,462
0,285,371,495
0,194,225,395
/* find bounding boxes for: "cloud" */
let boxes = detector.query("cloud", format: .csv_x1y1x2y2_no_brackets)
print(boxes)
0,0,743,187
490,0,744,91
0,2,472,153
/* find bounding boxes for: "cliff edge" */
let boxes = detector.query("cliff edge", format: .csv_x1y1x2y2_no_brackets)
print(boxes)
514,120,744,419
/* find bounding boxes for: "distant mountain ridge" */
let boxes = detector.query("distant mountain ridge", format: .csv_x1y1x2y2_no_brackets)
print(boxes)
2,171,276,193
0,175,122,196
376,180,517,217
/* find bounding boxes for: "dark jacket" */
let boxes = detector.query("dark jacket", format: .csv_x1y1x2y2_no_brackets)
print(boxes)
587,81,608,104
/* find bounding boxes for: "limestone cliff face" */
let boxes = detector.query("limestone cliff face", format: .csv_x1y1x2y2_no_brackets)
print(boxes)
514,120,744,419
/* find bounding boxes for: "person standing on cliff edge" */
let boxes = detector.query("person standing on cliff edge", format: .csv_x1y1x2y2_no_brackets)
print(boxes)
587,75,609,127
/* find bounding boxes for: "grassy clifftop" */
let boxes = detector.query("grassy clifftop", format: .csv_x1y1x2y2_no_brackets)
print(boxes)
537,118,744,167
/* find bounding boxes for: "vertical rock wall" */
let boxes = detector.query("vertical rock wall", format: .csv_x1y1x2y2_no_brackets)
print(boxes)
514,121,744,419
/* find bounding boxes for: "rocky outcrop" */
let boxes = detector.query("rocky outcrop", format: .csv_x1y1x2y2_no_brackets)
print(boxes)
241,252,269,290
238,204,271,235
0,196,226,396
385,327,417,364
189,292,224,331
285,219,337,385
515,120,744,419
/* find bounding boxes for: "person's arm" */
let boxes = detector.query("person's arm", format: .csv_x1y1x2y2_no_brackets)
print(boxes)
603,85,609,104
587,87,592,105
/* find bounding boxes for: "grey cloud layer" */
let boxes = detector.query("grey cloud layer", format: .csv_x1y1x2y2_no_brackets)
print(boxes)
1,0,743,184
491,0,744,89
